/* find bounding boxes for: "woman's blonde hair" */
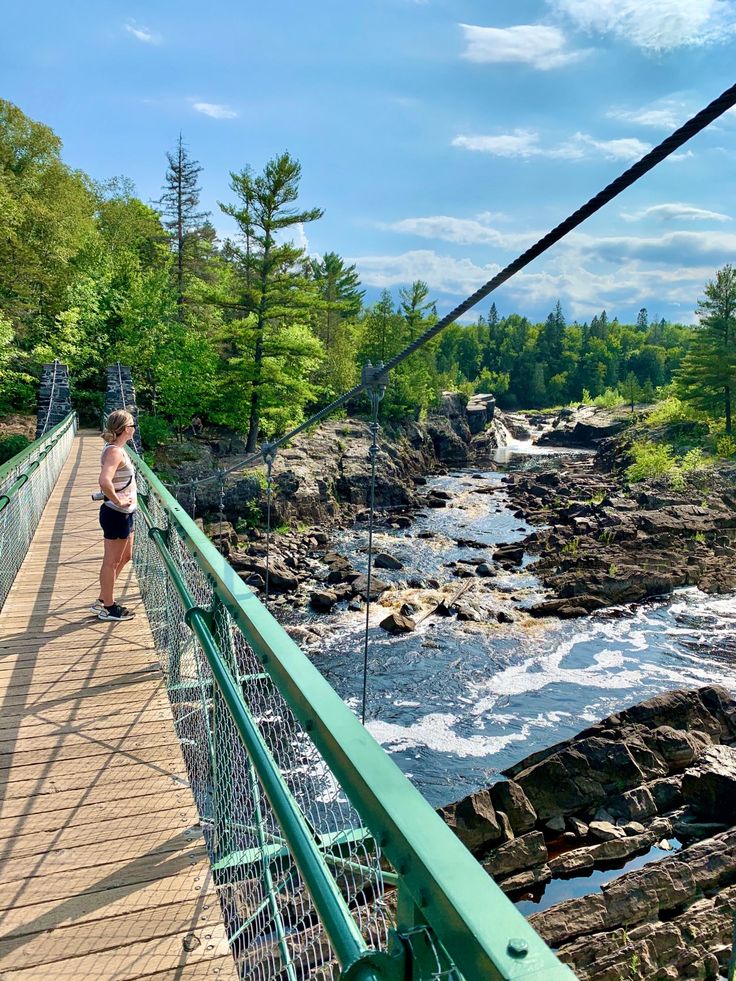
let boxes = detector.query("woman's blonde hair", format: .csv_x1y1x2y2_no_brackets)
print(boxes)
102,409,135,444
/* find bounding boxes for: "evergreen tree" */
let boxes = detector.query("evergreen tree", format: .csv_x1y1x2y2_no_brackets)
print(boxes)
220,152,323,450
676,265,736,433
399,280,435,342
156,135,209,315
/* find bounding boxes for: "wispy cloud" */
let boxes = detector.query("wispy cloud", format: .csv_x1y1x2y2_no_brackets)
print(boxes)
621,203,731,223
192,102,238,120
383,214,537,249
124,20,161,44
606,99,688,130
352,250,501,293
550,0,736,51
452,129,651,162
459,23,588,69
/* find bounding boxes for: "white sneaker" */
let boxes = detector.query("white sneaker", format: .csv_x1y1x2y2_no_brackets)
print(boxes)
90,598,105,614
97,604,136,622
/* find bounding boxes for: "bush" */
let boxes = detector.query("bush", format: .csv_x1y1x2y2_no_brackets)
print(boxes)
680,448,710,473
592,387,624,408
138,415,172,449
0,434,31,465
625,441,681,483
716,434,736,459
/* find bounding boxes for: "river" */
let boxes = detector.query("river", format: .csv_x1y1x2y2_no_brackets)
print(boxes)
304,440,736,809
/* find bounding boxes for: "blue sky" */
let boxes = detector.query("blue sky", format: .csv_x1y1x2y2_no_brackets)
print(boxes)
3,0,736,324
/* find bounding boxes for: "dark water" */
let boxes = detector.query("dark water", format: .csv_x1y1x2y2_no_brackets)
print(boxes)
307,441,736,808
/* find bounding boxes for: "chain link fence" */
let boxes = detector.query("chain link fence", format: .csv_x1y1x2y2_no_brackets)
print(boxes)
0,413,77,611
133,469,394,980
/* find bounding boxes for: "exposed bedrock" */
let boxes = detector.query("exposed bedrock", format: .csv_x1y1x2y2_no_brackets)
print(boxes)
440,685,736,980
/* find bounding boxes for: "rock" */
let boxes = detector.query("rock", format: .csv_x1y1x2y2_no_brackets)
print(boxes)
439,790,503,851
649,775,683,813
644,725,706,771
233,557,299,592
589,820,627,842
681,744,736,820
607,786,657,821
310,590,338,612
498,863,551,894
530,894,607,947
545,815,566,835
475,562,496,577
492,545,523,564
623,821,646,836
374,552,404,570
489,781,537,835
379,612,416,634
483,831,548,878
567,816,589,837
349,574,389,600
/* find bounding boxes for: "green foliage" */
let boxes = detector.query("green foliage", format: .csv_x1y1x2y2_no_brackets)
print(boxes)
138,414,172,449
592,387,624,408
680,448,709,473
716,434,736,458
625,441,681,483
0,433,31,464
676,264,736,433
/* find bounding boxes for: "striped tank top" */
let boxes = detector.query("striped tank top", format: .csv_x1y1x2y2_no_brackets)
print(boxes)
100,443,138,514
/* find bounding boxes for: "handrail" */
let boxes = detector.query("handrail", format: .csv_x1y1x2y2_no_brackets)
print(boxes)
131,446,575,980
0,412,77,489
0,413,77,511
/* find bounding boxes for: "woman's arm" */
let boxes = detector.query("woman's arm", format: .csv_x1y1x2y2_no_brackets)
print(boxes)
99,448,132,508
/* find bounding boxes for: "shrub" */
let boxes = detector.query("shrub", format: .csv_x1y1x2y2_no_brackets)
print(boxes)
625,441,681,483
138,415,172,449
0,434,31,465
592,387,624,408
680,448,709,473
716,434,736,459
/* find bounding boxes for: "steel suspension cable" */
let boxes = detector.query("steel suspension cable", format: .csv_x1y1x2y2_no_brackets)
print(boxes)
38,360,59,437
162,79,736,493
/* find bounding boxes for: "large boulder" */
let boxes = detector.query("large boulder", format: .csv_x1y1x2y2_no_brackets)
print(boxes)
438,790,503,851
681,744,736,820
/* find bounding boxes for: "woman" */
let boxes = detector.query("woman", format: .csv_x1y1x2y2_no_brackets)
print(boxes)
93,409,137,621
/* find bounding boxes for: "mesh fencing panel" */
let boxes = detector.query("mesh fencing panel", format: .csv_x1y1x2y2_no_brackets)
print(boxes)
133,472,394,980
0,415,77,611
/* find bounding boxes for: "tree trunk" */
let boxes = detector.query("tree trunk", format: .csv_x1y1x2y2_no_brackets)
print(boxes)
726,385,732,434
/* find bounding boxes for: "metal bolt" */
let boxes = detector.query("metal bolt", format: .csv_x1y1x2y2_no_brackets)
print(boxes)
507,938,529,958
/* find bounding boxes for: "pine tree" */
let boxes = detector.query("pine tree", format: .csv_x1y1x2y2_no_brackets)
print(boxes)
220,152,323,450
156,135,209,315
676,265,736,433
399,280,435,342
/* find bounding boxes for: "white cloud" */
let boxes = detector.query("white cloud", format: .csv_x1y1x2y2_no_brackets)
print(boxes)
452,129,651,162
452,130,542,157
124,20,160,44
352,250,501,293
621,203,731,223
550,0,736,51
192,102,238,120
607,100,687,130
383,214,538,249
459,23,588,69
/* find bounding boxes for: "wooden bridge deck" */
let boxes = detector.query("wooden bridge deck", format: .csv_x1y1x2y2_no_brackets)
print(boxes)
0,432,236,979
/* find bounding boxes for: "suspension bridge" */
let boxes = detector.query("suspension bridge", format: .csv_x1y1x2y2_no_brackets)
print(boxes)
2,84,736,979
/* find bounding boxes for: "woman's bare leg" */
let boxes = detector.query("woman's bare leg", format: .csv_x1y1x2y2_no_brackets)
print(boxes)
100,538,128,606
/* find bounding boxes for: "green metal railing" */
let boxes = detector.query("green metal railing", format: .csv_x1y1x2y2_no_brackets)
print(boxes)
130,447,575,980
0,412,77,610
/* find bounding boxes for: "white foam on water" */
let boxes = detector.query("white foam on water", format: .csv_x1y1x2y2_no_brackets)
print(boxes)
366,712,528,758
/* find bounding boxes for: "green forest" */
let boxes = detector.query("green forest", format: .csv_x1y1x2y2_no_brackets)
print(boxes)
2,99,735,450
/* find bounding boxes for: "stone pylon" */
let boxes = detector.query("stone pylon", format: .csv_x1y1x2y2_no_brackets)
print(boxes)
35,362,72,438
104,363,142,453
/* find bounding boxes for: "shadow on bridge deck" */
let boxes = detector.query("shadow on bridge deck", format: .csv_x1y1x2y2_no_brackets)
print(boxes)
0,432,236,980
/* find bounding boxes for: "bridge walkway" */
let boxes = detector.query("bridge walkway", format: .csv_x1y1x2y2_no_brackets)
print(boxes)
0,431,236,979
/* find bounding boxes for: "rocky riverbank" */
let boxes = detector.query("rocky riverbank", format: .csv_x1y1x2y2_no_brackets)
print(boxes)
440,685,736,980
503,434,736,619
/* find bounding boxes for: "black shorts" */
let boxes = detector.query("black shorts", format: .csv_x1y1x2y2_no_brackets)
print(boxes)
99,505,136,540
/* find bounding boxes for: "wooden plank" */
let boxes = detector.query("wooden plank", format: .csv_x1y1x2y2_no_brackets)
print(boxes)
0,432,236,980
0,841,211,911
0,921,232,979
0,787,196,837
3,807,201,860
0,866,215,938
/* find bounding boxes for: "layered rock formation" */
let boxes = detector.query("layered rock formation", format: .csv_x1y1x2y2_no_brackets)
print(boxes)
441,686,736,980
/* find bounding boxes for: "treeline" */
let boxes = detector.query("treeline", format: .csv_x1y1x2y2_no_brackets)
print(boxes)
0,98,713,448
